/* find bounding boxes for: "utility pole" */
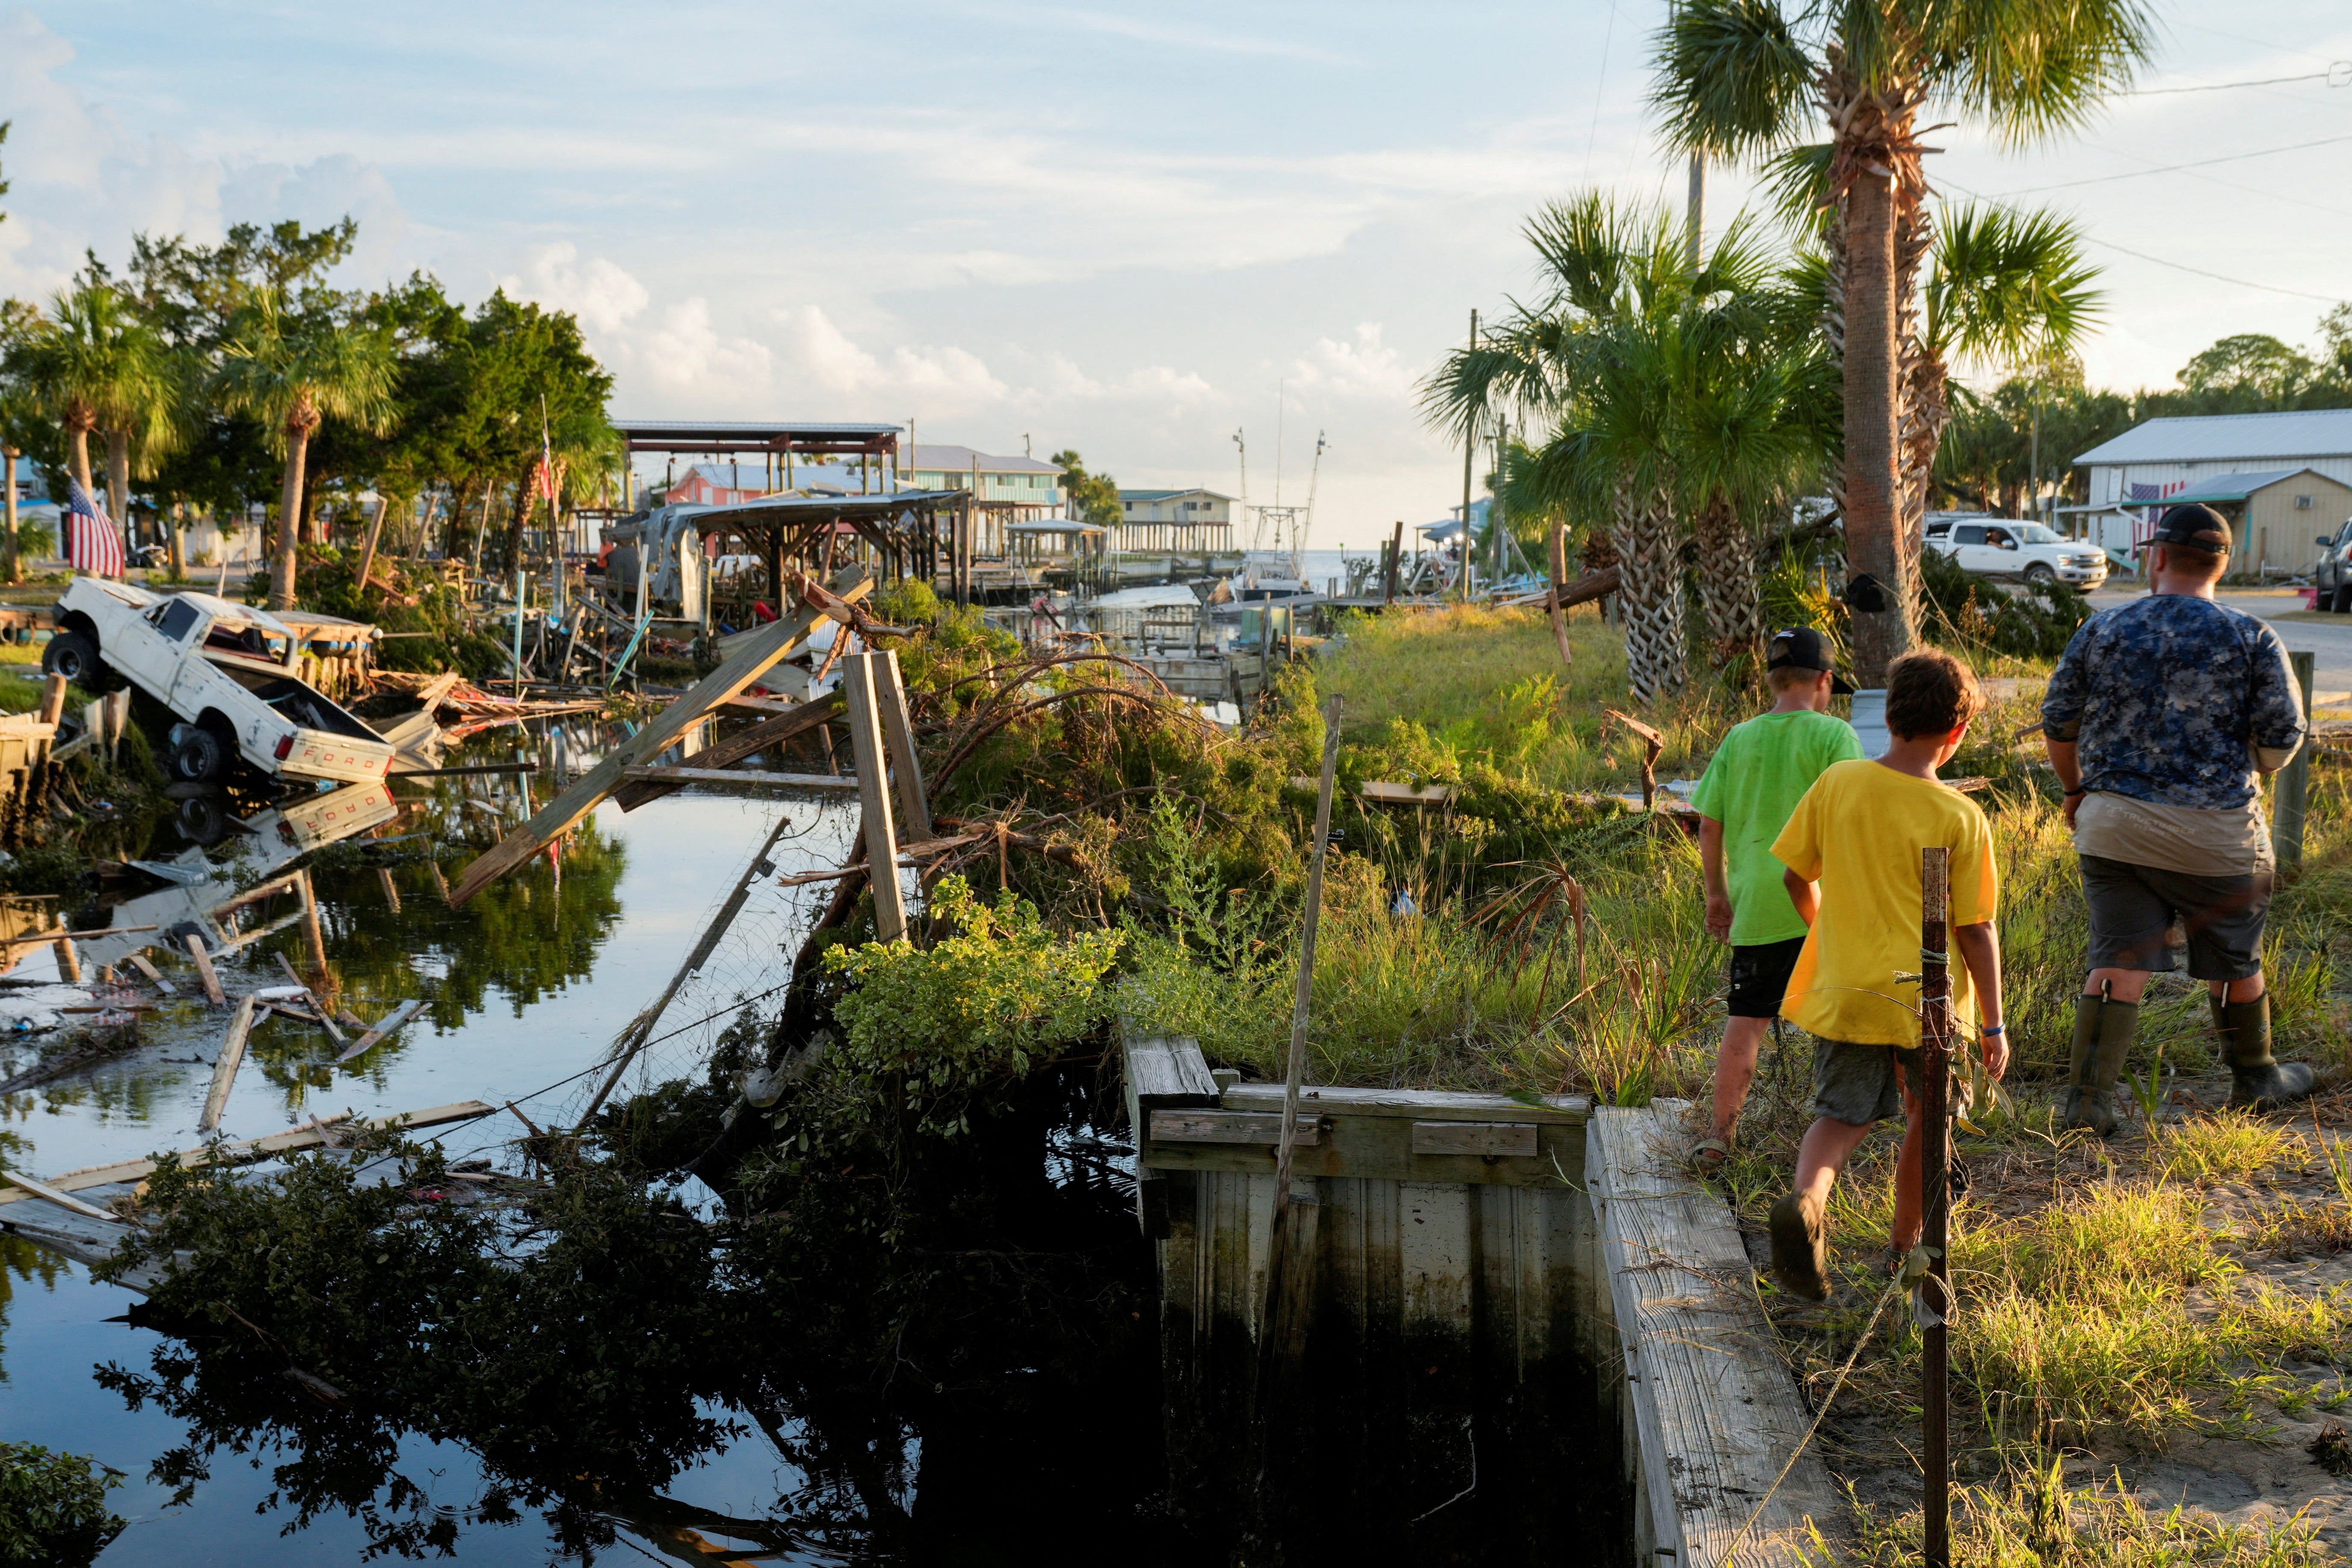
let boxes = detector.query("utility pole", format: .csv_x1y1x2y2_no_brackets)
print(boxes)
1461,309,1479,599
1686,151,1707,268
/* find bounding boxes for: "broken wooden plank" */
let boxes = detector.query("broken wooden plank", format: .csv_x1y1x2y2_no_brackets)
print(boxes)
1409,1120,1539,1158
184,932,226,1006
0,924,158,948
0,1167,121,1222
447,565,872,906
619,765,859,791
212,907,306,956
872,649,934,842
0,1101,500,1207
1148,1109,1324,1147
199,995,259,1133
844,653,907,943
125,951,177,996
334,998,428,1065
611,692,843,812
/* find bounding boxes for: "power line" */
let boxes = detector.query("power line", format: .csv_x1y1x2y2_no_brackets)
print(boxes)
1997,130,2352,193
1937,175,2345,303
2080,236,2343,303
2120,63,2349,94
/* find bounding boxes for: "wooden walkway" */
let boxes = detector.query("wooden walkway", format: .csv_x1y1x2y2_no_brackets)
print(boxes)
1588,1100,1845,1565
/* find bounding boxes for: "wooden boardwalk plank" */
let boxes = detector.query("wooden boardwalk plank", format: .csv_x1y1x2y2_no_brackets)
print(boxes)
1587,1100,1845,1565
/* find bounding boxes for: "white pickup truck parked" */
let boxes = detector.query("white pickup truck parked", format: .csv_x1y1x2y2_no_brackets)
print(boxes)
40,579,396,786
1924,514,2108,591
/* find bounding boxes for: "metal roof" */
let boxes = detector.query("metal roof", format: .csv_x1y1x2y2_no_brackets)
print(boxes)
613,419,900,455
2073,409,2352,467
906,443,1064,475
1120,487,1236,502
2156,468,2322,505
670,488,967,526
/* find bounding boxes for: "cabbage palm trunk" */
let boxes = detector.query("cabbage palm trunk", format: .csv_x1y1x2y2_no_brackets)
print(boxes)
1617,480,1688,703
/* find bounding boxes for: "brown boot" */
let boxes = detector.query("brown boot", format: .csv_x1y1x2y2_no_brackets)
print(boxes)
1768,1191,1828,1302
2062,992,2139,1136
2219,994,2314,1111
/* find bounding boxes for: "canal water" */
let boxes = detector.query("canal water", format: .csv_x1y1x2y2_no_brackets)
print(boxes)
0,722,1190,1564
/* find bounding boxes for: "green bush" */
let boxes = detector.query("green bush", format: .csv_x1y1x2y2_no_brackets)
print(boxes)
1920,546,2092,661
824,875,1123,1135
0,1442,124,1567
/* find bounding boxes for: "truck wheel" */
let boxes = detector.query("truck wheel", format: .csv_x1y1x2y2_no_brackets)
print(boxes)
2333,582,2351,614
171,725,231,783
41,630,109,688
2023,562,2056,588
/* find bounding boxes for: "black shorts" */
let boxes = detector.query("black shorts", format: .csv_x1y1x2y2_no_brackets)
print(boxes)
2080,853,2270,982
1727,936,1806,1019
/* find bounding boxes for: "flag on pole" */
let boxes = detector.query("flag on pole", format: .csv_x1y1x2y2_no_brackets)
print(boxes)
65,479,125,578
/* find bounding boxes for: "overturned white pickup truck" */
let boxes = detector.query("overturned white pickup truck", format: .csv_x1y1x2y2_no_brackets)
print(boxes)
41,579,396,785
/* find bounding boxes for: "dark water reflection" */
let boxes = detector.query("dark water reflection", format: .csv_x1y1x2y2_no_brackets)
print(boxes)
0,717,1194,1564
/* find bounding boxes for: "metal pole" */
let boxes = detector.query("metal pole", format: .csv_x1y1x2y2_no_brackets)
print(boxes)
1461,309,1478,600
2274,650,2316,868
1685,151,1707,268
1920,845,1952,1568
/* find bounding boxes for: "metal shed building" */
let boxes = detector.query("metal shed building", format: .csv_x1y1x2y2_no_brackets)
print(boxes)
2071,409,2352,567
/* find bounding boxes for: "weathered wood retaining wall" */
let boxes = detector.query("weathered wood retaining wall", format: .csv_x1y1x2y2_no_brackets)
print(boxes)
1123,1033,1842,1564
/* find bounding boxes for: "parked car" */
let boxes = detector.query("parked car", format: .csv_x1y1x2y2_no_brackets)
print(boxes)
1924,515,2107,591
39,579,395,785
2314,518,2352,612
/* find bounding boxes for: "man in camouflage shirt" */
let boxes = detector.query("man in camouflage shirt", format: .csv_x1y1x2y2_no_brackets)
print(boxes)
2041,504,2311,1133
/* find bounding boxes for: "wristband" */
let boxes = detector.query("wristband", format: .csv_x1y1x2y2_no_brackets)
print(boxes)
2063,787,2085,797
1980,1023,2005,1036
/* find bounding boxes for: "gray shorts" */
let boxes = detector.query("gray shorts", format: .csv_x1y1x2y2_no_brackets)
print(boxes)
1812,1038,1969,1127
2079,853,2270,982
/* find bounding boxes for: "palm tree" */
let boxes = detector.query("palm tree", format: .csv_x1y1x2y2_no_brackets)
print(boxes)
1652,0,2152,683
1425,195,1828,702
12,283,175,565
216,295,396,609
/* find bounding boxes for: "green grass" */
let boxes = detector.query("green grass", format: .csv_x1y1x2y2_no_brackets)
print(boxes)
2147,1114,2305,1187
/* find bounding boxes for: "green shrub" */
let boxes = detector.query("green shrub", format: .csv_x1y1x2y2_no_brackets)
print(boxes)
824,875,1123,1134
0,1441,124,1567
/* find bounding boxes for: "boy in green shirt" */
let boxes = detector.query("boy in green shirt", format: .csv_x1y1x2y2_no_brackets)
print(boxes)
1686,628,1864,1170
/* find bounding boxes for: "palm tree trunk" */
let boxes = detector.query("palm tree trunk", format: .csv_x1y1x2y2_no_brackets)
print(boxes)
1842,165,1908,688
1617,479,1688,705
167,500,187,579
271,428,309,611
1694,496,1764,681
2,446,18,587
105,431,132,560
67,421,95,497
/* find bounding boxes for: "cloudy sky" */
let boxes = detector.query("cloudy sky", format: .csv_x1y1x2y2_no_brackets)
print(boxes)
3,1,2348,545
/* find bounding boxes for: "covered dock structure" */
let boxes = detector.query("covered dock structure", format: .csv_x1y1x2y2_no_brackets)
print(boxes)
612,419,907,503
683,487,983,614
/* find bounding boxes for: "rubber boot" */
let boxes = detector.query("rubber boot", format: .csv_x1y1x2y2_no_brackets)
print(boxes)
2061,993,2139,1136
2219,994,2314,1111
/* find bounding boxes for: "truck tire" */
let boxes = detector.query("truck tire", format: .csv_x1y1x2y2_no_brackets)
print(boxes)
41,629,110,688
171,725,231,783
2333,581,2351,614
2023,562,2056,588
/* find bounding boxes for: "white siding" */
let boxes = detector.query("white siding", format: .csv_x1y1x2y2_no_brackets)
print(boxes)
2085,455,2352,506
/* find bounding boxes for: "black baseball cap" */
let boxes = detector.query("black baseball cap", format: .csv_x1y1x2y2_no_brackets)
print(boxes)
2149,503,2232,553
1767,627,1855,693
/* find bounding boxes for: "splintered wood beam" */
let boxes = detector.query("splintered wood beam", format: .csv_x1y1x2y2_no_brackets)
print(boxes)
446,565,873,906
184,933,226,1005
199,995,259,1133
0,1101,499,1207
613,696,842,812
334,998,428,1064
619,766,858,791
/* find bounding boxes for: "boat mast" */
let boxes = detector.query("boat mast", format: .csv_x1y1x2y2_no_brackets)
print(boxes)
1301,431,1327,571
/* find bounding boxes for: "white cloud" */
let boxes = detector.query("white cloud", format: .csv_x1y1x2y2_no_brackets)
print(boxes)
498,242,649,333
1291,322,1413,402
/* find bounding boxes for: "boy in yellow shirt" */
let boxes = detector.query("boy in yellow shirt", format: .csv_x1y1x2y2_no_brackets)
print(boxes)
1766,649,2009,1301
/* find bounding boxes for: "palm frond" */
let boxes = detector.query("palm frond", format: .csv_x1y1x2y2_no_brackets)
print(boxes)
1924,202,2104,371
1649,0,1817,158
1926,0,2159,146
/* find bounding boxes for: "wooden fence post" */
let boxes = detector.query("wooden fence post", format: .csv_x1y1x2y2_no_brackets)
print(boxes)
844,653,906,943
872,650,934,843
1920,846,1953,1568
2273,650,2316,869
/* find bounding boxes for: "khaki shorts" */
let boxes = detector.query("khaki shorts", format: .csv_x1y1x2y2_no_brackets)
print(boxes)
1811,1038,1972,1127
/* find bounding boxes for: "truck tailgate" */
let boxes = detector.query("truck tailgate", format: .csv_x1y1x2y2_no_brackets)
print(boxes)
286,729,395,783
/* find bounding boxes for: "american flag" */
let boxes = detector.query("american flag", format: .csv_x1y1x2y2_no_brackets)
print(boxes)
65,478,125,578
